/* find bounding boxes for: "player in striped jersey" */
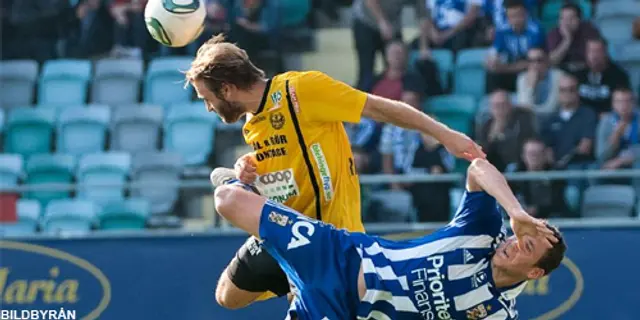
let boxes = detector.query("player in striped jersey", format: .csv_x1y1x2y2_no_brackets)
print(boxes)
211,158,564,320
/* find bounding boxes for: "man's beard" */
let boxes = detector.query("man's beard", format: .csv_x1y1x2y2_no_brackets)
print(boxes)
217,98,246,123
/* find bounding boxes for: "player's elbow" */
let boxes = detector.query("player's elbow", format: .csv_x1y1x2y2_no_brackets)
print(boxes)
214,185,241,219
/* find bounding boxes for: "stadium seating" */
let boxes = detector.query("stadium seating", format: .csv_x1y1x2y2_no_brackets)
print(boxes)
454,48,489,99
581,185,636,217
594,2,640,45
0,154,23,189
77,152,131,206
42,199,97,235
144,57,193,106
164,103,218,166
110,105,163,154
131,152,183,214
56,106,110,156
424,95,476,135
24,154,75,206
0,199,41,236
4,108,56,157
38,59,92,105
99,198,149,230
0,60,39,108
91,58,144,105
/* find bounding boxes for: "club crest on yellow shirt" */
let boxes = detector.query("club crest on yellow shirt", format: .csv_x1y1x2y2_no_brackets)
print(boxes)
270,112,285,130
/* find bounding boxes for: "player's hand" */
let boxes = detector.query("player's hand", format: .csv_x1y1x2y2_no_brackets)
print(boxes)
441,129,486,162
234,153,258,184
510,212,558,252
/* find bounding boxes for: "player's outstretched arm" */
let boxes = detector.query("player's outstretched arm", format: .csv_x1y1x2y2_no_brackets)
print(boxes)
362,94,485,161
466,159,558,248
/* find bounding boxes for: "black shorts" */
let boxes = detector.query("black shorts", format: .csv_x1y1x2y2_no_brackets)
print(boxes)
226,236,290,296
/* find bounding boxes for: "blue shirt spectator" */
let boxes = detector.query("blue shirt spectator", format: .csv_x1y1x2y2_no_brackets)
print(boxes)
492,17,545,63
427,0,482,30
484,0,536,29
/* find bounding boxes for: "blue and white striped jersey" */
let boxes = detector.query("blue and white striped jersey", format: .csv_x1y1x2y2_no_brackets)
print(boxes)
350,191,525,320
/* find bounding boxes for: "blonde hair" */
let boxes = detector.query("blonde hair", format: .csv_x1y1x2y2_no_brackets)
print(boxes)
185,34,265,95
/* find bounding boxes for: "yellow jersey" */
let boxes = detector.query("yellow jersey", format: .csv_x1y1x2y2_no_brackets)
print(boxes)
243,71,367,233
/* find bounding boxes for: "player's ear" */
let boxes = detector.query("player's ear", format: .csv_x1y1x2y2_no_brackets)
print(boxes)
526,267,545,280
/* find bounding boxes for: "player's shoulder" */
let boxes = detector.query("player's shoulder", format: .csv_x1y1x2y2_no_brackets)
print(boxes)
277,70,333,84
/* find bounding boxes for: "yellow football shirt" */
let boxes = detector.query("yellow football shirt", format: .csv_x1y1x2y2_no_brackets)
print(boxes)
243,71,367,233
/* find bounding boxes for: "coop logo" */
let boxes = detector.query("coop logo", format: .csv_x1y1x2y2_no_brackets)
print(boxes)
0,241,111,320
255,169,300,203
517,257,583,320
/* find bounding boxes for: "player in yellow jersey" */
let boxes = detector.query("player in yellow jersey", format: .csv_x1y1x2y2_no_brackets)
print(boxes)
185,35,485,310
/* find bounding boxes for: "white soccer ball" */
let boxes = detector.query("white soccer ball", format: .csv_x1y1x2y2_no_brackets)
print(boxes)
144,0,206,48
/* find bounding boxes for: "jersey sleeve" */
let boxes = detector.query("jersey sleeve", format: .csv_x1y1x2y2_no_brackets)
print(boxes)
295,71,368,124
450,191,503,236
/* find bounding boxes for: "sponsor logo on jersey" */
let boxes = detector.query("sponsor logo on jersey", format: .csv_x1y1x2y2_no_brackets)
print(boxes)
249,114,266,125
471,271,487,288
268,211,290,227
463,249,473,263
255,168,299,203
288,83,300,113
269,91,283,111
270,112,285,129
411,255,452,320
309,143,333,202
466,304,489,319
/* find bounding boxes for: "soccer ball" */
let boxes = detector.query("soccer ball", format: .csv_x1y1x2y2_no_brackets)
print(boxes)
144,0,206,48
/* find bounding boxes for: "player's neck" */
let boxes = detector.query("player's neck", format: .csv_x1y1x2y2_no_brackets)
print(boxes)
244,78,270,114
491,264,526,288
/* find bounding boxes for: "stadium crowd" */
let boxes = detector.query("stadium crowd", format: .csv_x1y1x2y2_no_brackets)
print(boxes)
0,0,639,234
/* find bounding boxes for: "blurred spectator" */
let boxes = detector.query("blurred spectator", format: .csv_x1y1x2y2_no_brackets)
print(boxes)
110,0,148,58
509,138,568,218
366,41,419,99
596,88,640,170
547,3,600,72
67,0,114,58
477,89,537,171
228,0,273,58
380,90,424,181
574,37,631,116
352,0,404,90
416,0,482,53
485,0,545,92
516,47,561,115
541,74,597,169
346,118,383,174
6,0,70,61
483,0,536,30
406,132,454,222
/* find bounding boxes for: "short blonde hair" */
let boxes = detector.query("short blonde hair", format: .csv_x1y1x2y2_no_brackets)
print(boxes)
185,34,265,96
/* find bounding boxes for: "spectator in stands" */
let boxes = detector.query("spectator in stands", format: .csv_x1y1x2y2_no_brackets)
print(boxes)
110,0,148,58
7,0,70,61
547,3,600,72
596,88,640,170
351,0,404,90
541,73,597,170
416,0,482,53
516,48,561,116
65,0,113,58
509,138,568,218
574,37,631,116
406,132,454,222
483,0,536,30
228,0,272,59
379,89,426,180
477,89,537,171
485,0,545,92
366,41,421,100
346,118,383,174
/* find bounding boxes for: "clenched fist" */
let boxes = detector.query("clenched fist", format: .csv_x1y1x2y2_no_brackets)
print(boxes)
234,153,259,184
